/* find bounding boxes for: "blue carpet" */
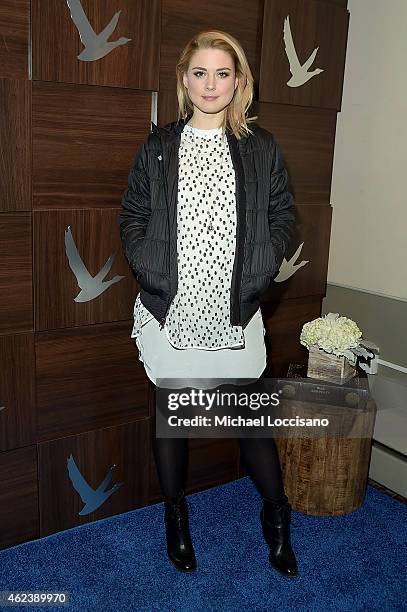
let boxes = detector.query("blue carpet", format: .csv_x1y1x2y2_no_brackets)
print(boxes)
0,477,406,611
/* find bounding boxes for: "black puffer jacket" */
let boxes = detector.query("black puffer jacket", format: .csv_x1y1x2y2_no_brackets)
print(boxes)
118,112,295,330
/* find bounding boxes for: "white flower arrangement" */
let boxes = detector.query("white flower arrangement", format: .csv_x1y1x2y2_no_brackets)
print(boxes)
300,312,372,366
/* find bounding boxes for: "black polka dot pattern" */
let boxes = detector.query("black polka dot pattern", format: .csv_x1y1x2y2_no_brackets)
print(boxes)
131,123,245,350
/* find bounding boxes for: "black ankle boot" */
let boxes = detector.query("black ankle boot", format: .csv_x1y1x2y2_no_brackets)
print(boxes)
260,494,298,577
164,490,197,572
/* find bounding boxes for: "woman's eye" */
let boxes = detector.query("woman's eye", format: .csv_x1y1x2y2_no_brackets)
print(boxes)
193,71,229,78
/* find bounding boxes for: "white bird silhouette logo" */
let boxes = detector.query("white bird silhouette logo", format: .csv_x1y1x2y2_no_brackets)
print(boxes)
65,0,131,61
64,226,125,302
67,454,124,516
274,242,309,282
283,15,324,87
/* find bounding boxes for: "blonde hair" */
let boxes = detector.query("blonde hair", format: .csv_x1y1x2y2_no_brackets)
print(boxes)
175,30,258,140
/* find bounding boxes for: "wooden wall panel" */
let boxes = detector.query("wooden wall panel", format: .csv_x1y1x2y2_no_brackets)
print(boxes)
0,79,31,211
256,102,337,205
32,82,151,208
0,446,39,550
160,0,264,91
38,420,150,536
156,89,179,127
0,0,30,80
260,0,349,110
0,333,35,451
34,209,137,330
32,0,161,90
0,213,33,334
262,204,332,302
36,321,149,442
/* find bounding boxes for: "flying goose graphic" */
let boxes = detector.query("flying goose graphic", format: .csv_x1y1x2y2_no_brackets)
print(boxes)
67,454,124,516
283,15,324,87
65,226,125,302
66,0,131,61
274,242,309,282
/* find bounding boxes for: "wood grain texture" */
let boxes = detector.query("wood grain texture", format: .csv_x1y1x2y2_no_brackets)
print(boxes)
34,209,139,330
38,419,150,536
0,333,35,451
32,82,151,208
156,88,180,127
0,213,33,333
32,0,160,89
0,79,31,211
36,321,149,441
275,399,376,515
307,344,356,384
256,102,337,205
0,446,39,550
262,204,332,302
0,0,30,79
160,0,263,92
260,0,349,110
261,295,323,377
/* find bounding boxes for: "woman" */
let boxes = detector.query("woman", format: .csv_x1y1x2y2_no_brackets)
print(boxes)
118,30,298,577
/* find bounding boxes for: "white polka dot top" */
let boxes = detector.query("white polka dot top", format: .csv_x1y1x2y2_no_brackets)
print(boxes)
131,122,246,350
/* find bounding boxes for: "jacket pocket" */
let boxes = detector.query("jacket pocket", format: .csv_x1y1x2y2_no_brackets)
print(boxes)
137,268,170,298
133,239,170,298
242,273,272,300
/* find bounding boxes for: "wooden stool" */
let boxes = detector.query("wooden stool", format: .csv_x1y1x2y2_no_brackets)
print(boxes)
274,364,377,516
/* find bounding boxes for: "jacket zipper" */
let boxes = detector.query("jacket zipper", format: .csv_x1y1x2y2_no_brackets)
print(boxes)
229,135,245,327
160,317,166,330
159,139,172,330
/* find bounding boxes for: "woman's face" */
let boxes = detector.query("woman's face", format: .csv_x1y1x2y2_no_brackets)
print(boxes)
183,48,238,122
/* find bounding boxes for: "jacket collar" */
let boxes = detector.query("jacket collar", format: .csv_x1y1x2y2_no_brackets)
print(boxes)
150,110,249,152
150,110,193,137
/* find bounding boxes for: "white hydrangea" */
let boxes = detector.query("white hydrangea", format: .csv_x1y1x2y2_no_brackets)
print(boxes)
300,312,362,364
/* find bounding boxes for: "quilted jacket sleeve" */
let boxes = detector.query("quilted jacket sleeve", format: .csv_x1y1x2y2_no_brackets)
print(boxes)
117,141,151,272
268,137,296,275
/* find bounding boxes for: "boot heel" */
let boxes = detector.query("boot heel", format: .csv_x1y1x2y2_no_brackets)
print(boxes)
164,490,197,573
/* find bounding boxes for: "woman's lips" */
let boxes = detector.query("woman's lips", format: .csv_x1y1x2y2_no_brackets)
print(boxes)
202,96,218,101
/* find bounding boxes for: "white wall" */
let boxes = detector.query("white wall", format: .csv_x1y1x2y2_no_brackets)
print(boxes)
328,0,407,301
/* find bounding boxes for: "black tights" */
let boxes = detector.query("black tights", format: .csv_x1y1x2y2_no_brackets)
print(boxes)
150,381,286,502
